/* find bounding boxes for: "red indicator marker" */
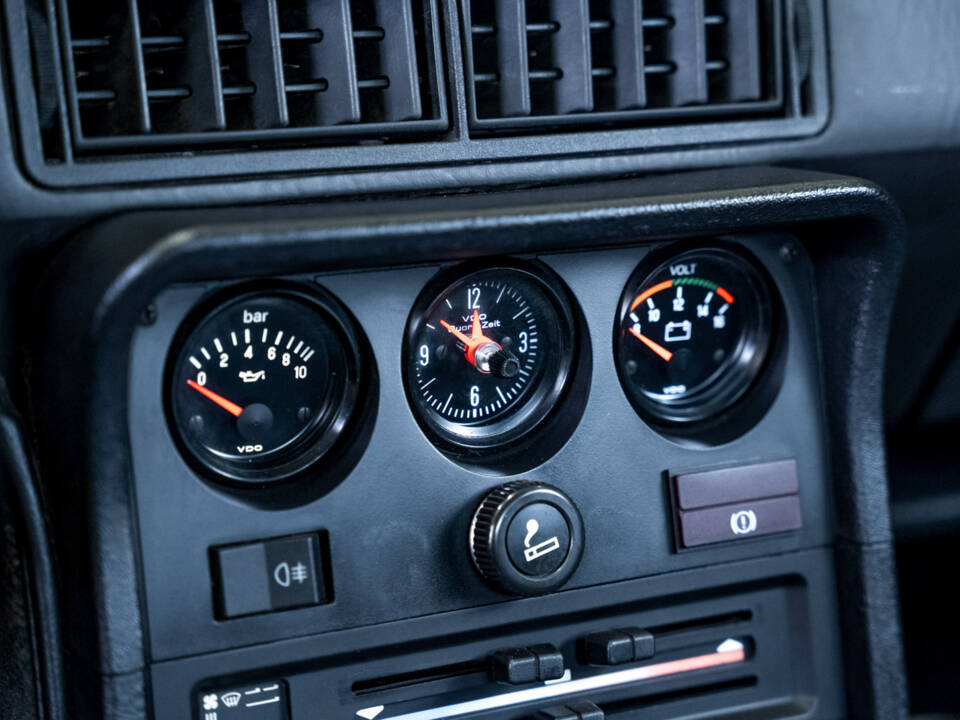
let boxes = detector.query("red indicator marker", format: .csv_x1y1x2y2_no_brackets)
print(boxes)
717,286,735,304
640,643,745,677
186,379,244,417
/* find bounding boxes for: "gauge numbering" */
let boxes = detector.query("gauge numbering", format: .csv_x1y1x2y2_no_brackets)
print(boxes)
615,246,777,426
414,278,539,420
404,264,577,452
168,288,364,484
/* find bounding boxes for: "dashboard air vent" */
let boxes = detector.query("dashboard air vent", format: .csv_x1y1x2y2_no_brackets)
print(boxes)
56,0,446,152
6,0,827,186
464,0,782,131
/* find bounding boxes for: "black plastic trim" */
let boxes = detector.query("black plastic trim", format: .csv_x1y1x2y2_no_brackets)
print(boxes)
0,380,66,720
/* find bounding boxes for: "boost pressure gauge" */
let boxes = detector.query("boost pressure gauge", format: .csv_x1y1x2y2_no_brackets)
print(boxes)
167,285,369,485
615,245,778,427
403,261,579,457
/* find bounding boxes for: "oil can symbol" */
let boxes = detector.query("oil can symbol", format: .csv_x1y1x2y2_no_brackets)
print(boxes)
730,510,758,535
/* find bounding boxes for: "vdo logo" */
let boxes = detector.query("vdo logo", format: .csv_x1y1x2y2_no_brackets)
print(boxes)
730,509,758,535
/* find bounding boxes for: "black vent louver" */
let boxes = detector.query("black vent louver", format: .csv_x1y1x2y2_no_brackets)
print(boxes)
58,0,446,152
464,0,782,131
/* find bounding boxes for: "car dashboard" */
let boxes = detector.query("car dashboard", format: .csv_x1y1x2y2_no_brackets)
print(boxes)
1,3,958,720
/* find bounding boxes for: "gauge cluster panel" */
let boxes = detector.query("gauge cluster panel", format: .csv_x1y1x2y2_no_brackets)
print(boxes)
127,235,830,664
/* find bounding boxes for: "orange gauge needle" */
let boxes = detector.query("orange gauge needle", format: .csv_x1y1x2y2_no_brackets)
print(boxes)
186,379,244,417
629,327,673,362
441,309,501,367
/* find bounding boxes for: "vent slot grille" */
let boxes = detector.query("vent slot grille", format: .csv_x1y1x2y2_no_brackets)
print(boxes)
7,0,826,182
465,0,781,131
59,0,446,152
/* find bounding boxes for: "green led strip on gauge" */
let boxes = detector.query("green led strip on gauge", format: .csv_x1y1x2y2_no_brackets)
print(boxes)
675,277,718,290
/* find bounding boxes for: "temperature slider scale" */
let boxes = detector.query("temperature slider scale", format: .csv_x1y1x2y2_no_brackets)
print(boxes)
353,638,747,720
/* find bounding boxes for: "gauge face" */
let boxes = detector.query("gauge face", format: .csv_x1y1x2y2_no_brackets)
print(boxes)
615,247,775,424
168,287,363,484
404,263,576,451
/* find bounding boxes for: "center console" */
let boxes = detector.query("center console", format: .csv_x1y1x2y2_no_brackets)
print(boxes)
30,168,905,719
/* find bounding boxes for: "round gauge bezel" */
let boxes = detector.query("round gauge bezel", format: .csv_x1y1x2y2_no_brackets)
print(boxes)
614,243,780,429
402,259,581,458
165,282,370,487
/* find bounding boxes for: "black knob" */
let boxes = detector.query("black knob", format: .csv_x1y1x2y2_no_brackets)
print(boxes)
470,481,584,596
491,643,565,685
488,350,521,378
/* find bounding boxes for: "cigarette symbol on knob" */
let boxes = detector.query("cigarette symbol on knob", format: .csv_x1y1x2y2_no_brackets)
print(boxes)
523,518,561,562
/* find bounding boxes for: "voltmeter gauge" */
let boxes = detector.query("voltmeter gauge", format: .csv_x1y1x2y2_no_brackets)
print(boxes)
615,246,777,426
403,261,578,455
167,286,367,485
